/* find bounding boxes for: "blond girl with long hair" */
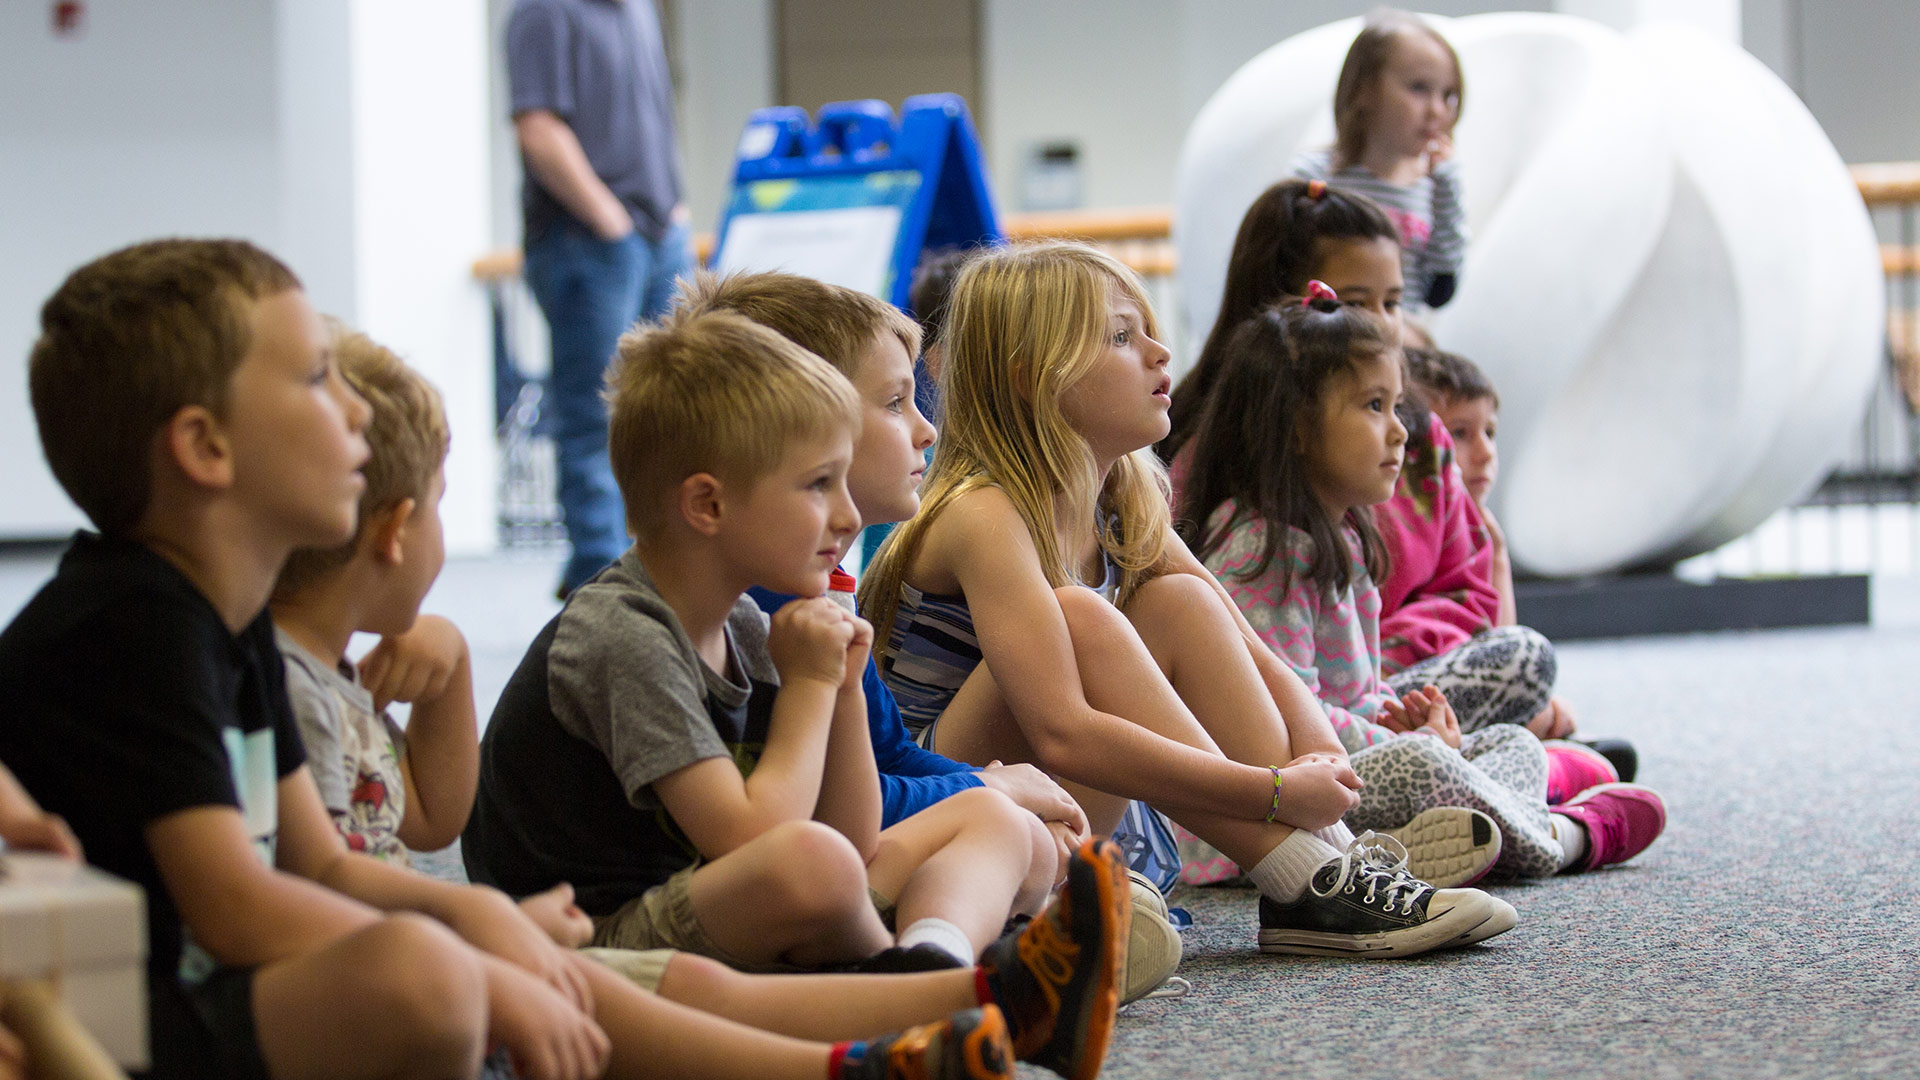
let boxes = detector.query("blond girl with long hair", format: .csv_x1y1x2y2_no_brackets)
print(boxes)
860,242,1513,958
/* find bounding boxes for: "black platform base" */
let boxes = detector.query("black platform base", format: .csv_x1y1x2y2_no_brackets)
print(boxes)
1514,573,1871,641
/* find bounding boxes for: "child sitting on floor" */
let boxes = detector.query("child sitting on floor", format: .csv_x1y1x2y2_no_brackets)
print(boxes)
271,321,588,942
1402,346,1639,783
1175,291,1667,881
861,240,1517,958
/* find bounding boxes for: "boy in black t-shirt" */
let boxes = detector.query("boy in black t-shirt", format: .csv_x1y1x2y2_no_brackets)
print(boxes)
0,239,622,1079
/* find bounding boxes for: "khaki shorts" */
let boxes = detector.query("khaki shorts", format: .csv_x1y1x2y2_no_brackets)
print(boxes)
578,946,674,992
590,862,899,973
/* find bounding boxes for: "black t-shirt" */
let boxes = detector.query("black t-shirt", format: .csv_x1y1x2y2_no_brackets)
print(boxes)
0,533,304,1066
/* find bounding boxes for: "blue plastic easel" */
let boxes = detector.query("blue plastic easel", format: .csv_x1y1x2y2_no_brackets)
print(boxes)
711,93,1002,311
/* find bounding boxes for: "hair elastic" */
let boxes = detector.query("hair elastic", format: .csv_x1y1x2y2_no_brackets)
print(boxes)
1303,280,1339,307
1306,179,1327,199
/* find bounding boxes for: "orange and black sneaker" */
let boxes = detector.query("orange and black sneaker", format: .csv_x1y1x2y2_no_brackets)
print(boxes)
978,838,1129,1080
832,1005,1014,1080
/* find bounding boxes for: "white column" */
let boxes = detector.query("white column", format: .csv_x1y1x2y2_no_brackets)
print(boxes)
1553,0,1742,43
275,0,498,557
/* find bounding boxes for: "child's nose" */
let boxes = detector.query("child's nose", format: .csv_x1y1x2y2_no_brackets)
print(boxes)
339,378,372,434
911,405,937,451
832,484,862,536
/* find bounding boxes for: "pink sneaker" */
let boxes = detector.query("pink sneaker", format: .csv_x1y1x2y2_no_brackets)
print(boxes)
1555,783,1666,872
1544,740,1620,806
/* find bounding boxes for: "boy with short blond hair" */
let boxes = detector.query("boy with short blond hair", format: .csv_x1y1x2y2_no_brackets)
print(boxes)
466,306,1129,1075
675,272,1085,838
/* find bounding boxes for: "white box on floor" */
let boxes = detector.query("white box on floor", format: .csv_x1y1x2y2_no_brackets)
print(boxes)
0,851,147,1069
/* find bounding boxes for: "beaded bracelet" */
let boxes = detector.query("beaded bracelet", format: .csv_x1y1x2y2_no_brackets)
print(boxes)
1265,765,1284,823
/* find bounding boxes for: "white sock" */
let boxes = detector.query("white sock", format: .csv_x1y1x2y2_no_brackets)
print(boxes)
1315,821,1355,849
1550,812,1588,872
1248,830,1343,902
897,917,975,966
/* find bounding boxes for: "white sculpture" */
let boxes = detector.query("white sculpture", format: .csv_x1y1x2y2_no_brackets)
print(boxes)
1174,13,1883,577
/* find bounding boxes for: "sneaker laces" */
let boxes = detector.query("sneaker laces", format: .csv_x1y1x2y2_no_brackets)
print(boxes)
1014,905,1080,1017
1316,832,1435,914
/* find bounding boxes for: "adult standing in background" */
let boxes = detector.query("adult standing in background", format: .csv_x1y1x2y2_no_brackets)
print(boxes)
508,0,695,595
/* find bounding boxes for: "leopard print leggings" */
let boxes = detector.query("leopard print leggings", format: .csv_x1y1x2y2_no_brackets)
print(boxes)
1348,724,1562,878
1386,625,1556,732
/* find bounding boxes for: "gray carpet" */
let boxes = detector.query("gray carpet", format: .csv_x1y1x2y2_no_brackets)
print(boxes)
4,551,1917,1079
1106,624,1920,1080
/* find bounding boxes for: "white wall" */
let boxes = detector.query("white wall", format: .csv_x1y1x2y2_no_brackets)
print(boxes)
0,1,495,551
0,0,281,536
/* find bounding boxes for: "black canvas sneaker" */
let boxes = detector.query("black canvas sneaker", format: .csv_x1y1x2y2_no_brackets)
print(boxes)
1257,833,1516,957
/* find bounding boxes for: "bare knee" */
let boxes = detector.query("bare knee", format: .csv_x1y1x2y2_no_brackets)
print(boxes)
357,914,488,1072
654,951,745,1011
947,786,1033,841
1053,584,1124,633
756,820,873,927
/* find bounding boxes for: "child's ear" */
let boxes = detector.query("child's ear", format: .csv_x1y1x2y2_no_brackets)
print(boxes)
160,405,234,490
677,473,725,537
364,498,417,565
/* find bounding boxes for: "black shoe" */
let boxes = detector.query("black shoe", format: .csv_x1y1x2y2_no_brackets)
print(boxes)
837,1005,1015,1080
1571,736,1638,783
979,839,1127,1080
1257,833,1516,958
851,943,969,974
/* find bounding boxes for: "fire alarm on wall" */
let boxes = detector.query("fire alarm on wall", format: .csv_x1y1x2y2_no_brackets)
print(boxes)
52,1,86,38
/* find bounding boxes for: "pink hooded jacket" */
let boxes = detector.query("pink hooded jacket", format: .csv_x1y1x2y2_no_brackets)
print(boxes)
1373,415,1500,673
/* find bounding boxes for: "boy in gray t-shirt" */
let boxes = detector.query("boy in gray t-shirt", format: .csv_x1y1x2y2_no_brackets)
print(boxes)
466,308,1135,1078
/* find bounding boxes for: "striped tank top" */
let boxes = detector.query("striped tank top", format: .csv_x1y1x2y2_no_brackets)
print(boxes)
878,550,1120,736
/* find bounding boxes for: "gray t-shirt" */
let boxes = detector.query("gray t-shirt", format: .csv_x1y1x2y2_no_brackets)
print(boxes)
463,547,781,914
548,550,779,809
275,627,410,864
507,0,684,242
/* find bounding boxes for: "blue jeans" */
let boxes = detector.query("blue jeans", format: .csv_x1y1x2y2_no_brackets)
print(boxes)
524,216,694,591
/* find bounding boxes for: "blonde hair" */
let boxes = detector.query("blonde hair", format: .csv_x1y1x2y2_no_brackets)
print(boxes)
275,322,449,596
860,241,1173,654
607,308,860,542
674,270,921,377
30,238,301,536
1332,9,1464,169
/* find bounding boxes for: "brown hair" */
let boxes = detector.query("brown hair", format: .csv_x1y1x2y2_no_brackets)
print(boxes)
29,238,301,535
275,323,450,596
1405,346,1499,408
1162,178,1399,464
607,308,860,542
1178,298,1401,599
1331,9,1464,170
673,270,920,377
